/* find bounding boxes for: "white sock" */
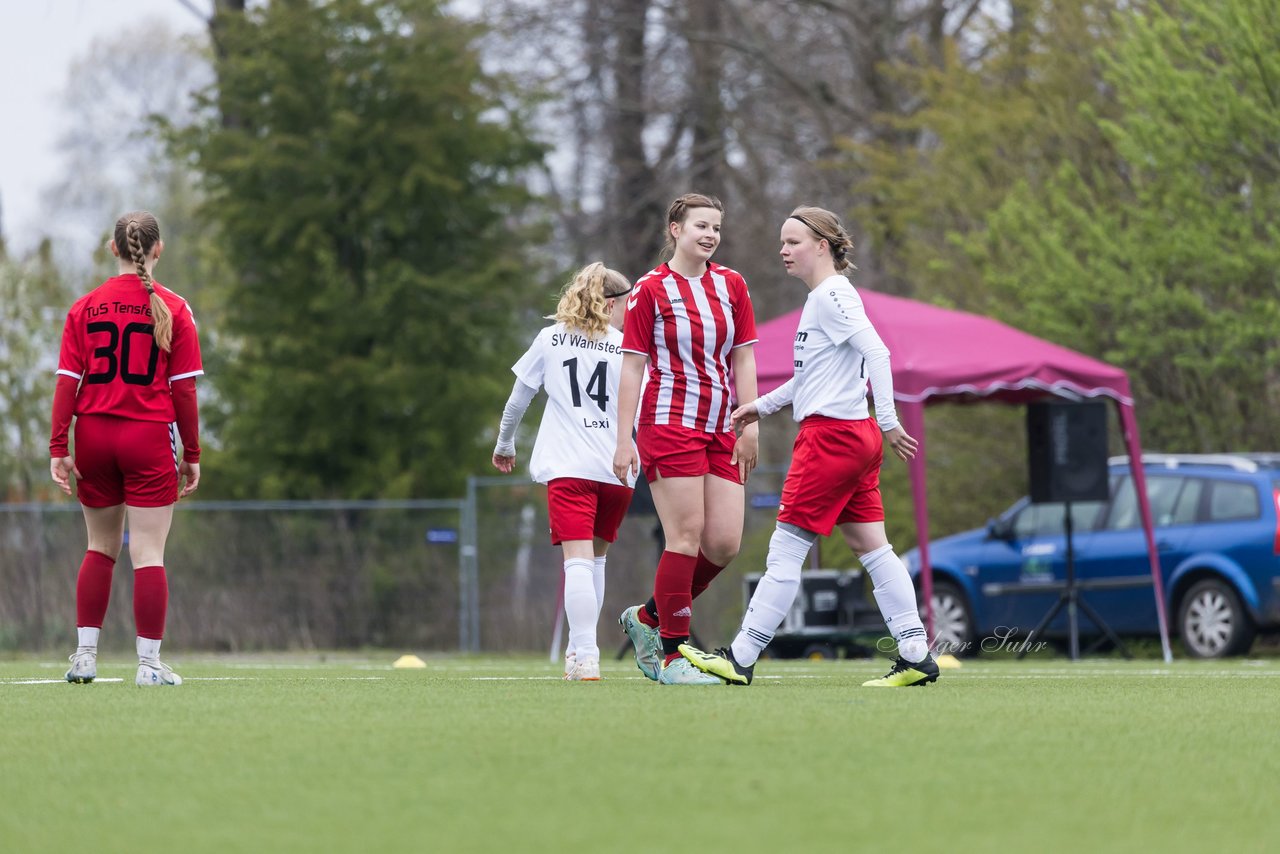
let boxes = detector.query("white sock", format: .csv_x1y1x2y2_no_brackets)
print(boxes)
563,559,599,660
137,635,162,664
861,544,929,663
731,526,812,667
592,556,607,616
77,626,100,654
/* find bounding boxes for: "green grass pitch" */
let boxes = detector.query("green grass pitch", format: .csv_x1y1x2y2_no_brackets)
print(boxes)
2,654,1276,853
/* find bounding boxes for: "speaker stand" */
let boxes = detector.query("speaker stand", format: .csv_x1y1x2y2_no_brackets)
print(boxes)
1017,501,1132,661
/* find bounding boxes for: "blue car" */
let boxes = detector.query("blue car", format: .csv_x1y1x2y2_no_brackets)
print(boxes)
905,454,1280,658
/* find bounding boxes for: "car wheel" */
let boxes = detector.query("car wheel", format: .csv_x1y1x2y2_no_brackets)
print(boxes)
926,580,977,658
1178,578,1256,658
802,643,837,660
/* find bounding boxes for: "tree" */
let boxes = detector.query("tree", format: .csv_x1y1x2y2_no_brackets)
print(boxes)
0,239,67,501
848,1,1127,307
176,0,545,498
971,0,1280,450
41,19,215,281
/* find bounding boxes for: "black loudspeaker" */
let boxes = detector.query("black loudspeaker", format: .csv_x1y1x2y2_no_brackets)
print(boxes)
1026,401,1110,503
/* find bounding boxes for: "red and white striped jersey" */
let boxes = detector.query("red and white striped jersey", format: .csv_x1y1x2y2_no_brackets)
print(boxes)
622,262,757,432
56,275,204,423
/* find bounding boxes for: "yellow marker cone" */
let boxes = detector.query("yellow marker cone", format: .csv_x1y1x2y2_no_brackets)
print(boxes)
393,654,427,669
936,654,962,669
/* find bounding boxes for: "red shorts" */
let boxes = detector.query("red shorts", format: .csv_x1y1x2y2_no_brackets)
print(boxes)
546,478,634,545
777,416,884,535
74,414,178,508
637,423,739,482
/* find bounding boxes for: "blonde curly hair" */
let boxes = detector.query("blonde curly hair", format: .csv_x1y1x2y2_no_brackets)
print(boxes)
552,262,632,339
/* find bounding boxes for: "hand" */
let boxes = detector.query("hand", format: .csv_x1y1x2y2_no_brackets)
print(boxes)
492,453,516,474
884,426,918,462
731,422,759,483
612,444,638,485
178,461,201,499
50,456,80,496
730,401,761,431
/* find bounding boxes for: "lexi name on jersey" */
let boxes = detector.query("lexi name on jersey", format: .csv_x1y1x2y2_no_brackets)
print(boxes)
552,332,623,354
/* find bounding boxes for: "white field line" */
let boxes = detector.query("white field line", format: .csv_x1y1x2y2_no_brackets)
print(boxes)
466,673,805,681
7,659,1278,685
6,678,126,685
0,675,387,686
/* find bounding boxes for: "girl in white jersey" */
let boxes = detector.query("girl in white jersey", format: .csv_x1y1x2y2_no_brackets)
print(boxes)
679,206,940,689
493,262,637,681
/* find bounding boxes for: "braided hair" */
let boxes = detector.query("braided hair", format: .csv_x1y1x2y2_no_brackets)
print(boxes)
113,211,173,351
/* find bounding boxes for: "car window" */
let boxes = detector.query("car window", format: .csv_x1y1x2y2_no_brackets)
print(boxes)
1012,500,1105,538
1206,479,1259,521
1170,477,1203,525
1105,475,1185,530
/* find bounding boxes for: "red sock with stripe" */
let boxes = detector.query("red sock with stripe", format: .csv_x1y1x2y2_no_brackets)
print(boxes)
654,550,697,659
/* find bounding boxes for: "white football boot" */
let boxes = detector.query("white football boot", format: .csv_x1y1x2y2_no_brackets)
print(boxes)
65,650,97,684
136,660,183,687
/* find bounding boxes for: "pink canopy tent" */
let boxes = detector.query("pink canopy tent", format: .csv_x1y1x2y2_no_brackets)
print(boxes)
754,289,1173,662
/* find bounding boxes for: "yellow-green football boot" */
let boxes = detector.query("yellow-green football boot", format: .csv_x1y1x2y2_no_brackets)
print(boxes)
861,654,940,687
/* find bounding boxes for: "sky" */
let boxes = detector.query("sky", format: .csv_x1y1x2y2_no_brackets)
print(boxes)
0,1,207,254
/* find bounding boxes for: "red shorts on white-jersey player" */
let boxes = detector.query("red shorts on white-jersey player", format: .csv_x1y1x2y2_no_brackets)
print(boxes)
777,416,884,535
546,477,634,545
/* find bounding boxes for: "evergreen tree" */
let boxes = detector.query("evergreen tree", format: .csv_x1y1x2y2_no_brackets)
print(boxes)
177,0,545,498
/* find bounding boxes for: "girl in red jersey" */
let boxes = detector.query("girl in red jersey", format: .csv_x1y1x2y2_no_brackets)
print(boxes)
50,211,203,688
678,206,937,689
492,262,637,681
613,193,759,685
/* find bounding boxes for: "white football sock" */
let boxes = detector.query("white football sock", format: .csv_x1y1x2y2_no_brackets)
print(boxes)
731,526,813,667
861,544,929,663
564,559,599,660
77,626,100,653
137,635,162,664
593,556,607,615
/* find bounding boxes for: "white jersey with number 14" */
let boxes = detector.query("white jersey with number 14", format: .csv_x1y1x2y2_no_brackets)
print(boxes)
511,322,636,487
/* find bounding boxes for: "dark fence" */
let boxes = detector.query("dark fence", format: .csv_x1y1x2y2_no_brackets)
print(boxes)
0,468,802,654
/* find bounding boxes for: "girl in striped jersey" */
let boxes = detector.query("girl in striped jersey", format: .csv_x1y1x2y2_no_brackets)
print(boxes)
678,206,939,689
51,211,203,688
613,193,759,685
493,263,637,681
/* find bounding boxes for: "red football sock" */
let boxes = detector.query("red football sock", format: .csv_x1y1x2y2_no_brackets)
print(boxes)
690,551,725,600
75,550,116,628
133,565,168,640
654,550,698,641
637,601,659,628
